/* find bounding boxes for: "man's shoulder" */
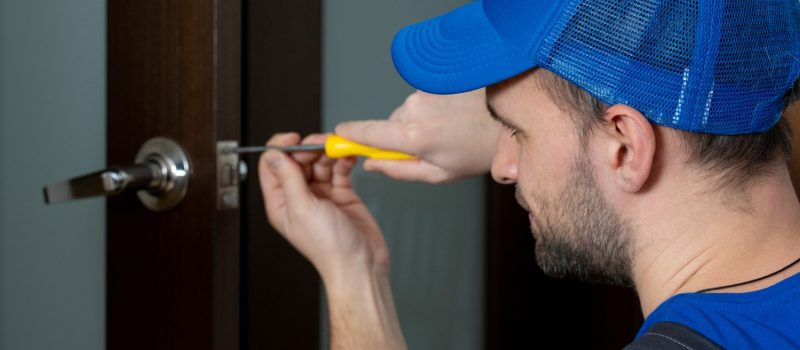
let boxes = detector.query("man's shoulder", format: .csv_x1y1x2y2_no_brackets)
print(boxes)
626,322,722,350
638,272,800,349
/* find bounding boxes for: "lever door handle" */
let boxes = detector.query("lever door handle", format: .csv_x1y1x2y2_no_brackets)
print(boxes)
43,162,162,203
43,137,191,212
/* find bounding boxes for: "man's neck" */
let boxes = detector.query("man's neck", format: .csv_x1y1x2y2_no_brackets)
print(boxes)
632,167,800,316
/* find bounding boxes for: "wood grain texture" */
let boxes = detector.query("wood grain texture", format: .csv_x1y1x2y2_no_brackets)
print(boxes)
241,0,323,349
106,0,240,349
213,0,241,348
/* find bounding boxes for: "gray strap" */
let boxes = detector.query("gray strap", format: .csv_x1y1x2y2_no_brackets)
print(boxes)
624,322,724,350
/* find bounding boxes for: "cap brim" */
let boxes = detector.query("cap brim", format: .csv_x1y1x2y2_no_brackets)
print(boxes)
391,1,535,94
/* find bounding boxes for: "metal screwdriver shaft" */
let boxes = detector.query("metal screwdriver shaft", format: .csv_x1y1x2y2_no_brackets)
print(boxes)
224,144,326,154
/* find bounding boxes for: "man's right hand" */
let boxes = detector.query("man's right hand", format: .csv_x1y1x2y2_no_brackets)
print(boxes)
335,89,500,184
258,133,389,279
258,133,407,350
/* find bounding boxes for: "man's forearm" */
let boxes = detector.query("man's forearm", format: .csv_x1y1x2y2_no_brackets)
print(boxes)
323,268,407,350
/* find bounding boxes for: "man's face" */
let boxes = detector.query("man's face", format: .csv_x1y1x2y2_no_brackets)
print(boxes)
487,71,634,286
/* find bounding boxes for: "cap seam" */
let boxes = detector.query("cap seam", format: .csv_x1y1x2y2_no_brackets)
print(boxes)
527,0,577,60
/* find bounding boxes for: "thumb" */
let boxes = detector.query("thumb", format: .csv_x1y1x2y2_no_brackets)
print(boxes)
263,150,314,210
364,159,449,183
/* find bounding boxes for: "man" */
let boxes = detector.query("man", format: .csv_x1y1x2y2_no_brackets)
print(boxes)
259,0,800,348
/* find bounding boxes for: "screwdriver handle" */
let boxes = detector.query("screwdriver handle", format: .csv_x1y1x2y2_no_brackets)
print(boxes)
325,135,415,160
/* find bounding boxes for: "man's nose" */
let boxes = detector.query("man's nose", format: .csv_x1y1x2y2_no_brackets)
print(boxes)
490,130,518,185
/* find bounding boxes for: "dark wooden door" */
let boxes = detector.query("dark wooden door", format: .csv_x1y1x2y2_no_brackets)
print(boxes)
105,1,324,349
106,1,241,349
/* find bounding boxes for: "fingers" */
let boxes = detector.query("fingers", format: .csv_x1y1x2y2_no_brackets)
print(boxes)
332,156,357,188
259,133,315,212
258,153,286,227
290,134,336,183
363,159,449,184
291,133,328,164
263,150,316,210
258,133,301,198
335,120,417,153
266,132,301,147
307,134,337,182
259,133,298,228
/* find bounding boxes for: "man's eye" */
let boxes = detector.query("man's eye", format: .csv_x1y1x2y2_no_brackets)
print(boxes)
502,123,519,137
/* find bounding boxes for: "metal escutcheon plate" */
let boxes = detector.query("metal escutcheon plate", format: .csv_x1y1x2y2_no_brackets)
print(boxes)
134,137,191,212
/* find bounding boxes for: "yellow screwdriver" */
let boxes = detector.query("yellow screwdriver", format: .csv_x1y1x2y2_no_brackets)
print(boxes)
224,134,416,160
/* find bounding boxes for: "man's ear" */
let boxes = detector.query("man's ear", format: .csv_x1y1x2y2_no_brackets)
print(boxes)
599,104,656,193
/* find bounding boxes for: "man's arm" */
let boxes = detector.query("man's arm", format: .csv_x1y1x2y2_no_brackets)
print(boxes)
325,267,405,349
335,89,499,183
258,133,406,350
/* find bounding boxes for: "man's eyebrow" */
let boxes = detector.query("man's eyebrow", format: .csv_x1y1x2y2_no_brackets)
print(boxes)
487,103,522,131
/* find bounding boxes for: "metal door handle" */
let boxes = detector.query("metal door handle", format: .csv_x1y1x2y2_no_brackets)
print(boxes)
43,137,191,212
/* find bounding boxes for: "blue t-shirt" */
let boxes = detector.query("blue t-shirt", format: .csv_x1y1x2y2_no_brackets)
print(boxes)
636,272,800,349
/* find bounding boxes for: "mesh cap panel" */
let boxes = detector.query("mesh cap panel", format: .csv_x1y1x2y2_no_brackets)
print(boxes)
539,0,800,134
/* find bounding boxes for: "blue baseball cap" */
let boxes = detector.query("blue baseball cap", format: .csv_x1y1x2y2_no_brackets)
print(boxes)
391,0,800,135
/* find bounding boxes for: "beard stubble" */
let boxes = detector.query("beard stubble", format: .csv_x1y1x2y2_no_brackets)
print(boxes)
518,154,635,287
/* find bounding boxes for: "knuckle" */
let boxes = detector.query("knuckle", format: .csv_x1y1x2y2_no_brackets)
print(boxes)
334,123,351,136
402,122,423,145
403,92,427,112
404,92,421,105
428,172,450,185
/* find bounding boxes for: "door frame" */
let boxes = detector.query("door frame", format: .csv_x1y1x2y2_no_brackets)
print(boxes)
240,0,323,349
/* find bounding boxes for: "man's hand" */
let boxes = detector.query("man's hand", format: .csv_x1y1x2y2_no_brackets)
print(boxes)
258,133,406,350
335,89,500,184
258,132,388,278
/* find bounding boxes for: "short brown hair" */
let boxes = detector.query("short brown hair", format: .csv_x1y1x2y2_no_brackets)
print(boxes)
533,69,798,188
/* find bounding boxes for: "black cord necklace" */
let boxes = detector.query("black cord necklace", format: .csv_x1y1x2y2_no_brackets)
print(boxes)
696,256,800,293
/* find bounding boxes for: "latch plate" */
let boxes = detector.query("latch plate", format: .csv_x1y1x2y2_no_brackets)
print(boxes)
216,141,240,210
